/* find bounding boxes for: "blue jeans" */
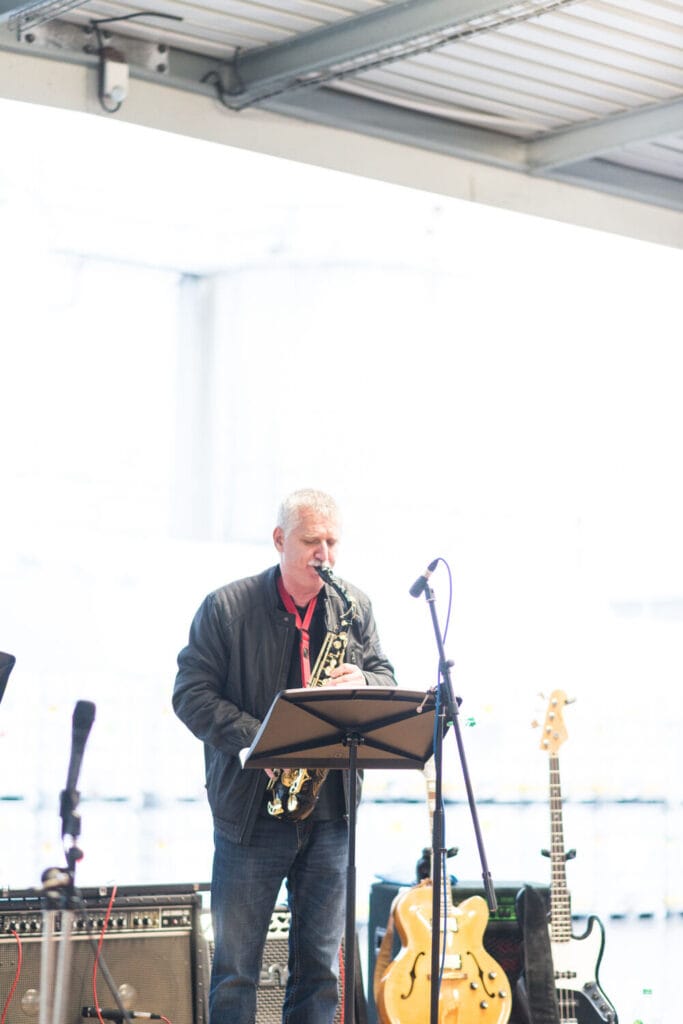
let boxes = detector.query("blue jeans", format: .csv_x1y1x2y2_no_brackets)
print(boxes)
210,817,348,1024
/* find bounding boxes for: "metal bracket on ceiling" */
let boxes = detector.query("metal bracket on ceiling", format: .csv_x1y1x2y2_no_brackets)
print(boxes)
17,19,170,77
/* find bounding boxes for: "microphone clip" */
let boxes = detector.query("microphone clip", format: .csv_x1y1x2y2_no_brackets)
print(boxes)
60,787,83,841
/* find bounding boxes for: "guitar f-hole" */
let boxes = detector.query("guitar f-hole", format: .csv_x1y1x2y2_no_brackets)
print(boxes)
400,950,425,1000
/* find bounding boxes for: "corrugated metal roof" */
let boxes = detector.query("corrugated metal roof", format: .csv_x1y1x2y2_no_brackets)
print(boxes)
1,0,682,212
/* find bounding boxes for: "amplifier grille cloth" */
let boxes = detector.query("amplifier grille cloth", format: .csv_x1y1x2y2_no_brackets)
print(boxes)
0,933,195,1024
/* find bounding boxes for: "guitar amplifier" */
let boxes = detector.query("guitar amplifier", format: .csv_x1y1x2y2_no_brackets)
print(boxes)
0,884,208,1024
367,879,550,1024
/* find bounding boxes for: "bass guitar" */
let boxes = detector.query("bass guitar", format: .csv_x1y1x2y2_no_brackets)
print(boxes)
375,761,512,1024
536,691,618,1024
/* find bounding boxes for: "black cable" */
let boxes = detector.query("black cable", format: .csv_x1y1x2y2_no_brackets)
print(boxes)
90,10,183,28
200,46,244,107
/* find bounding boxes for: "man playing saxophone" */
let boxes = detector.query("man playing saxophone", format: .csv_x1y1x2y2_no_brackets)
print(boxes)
172,488,397,1024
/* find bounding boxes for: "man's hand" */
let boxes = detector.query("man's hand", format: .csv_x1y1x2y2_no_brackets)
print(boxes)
327,663,365,686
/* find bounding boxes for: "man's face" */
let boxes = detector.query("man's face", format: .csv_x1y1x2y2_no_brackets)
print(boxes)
274,507,341,595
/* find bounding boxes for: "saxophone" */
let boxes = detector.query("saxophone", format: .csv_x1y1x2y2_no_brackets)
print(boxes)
266,563,357,821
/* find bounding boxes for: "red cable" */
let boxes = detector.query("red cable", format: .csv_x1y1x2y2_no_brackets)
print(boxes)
87,887,172,1024
91,884,118,1024
338,945,345,1024
0,930,23,1024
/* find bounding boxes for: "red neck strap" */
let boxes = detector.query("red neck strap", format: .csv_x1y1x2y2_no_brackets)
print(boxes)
277,574,319,686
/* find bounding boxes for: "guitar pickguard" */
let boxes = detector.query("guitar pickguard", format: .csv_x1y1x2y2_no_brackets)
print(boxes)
550,917,618,1024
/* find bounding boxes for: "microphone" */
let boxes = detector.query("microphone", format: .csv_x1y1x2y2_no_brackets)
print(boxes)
409,559,439,598
82,1010,161,1021
65,700,96,794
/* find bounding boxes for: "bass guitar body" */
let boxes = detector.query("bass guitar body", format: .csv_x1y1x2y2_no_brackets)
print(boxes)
551,915,618,1024
377,882,511,1024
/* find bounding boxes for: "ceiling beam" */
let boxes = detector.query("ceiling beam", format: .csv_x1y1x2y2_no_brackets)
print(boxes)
2,14,681,218
225,0,568,109
548,158,683,213
528,97,683,172
261,85,527,168
263,86,683,213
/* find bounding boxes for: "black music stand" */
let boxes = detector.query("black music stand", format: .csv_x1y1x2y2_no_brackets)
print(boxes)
242,685,440,1023
0,652,15,705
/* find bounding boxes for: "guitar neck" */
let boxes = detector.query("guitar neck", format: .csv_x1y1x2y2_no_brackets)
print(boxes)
548,752,572,941
424,766,453,913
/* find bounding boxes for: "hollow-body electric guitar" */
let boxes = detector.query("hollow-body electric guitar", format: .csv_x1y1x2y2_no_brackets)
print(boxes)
538,691,618,1024
376,762,511,1024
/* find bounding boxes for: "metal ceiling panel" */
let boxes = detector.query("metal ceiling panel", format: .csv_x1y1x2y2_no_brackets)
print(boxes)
0,0,681,214
63,0,388,57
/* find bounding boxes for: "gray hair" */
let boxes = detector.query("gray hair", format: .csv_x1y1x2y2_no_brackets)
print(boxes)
277,489,340,535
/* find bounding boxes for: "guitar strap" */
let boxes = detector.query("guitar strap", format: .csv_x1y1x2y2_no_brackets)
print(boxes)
515,884,561,1024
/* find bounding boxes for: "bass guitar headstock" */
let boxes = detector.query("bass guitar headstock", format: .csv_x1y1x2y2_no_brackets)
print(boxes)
535,689,571,754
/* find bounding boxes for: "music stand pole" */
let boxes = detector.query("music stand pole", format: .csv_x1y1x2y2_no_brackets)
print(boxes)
420,581,497,1024
343,732,361,1024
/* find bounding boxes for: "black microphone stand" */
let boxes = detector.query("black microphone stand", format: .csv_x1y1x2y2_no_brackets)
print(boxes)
419,578,497,1024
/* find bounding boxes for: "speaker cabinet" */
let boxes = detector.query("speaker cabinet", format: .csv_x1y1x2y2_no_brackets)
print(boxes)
0,886,207,1024
367,879,549,1024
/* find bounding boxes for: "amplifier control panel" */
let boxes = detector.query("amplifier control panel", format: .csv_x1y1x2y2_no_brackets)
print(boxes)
1,905,194,936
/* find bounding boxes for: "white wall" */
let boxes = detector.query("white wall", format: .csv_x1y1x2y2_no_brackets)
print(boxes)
1,95,683,1021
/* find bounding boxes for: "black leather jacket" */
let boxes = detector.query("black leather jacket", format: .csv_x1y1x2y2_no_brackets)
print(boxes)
173,564,397,842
